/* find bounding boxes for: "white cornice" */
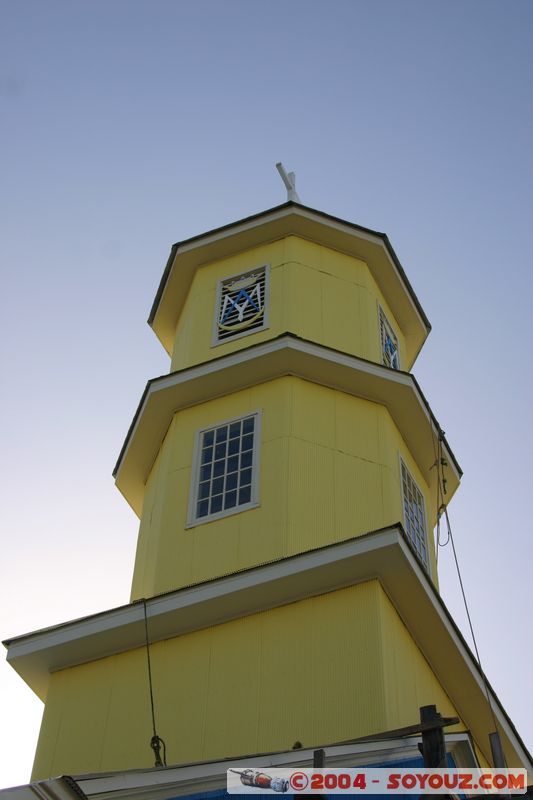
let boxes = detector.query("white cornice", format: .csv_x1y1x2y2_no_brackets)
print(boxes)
5,527,403,695
149,203,430,359
0,778,84,800
74,734,477,799
114,335,461,516
3,526,531,777
0,735,479,800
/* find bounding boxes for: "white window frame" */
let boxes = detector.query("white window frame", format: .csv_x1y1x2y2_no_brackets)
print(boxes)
187,411,261,527
211,264,270,347
378,305,400,370
399,456,430,571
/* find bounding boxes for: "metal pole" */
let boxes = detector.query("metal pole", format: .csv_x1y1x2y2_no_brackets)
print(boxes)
489,732,507,768
420,705,446,768
489,732,510,800
308,748,326,800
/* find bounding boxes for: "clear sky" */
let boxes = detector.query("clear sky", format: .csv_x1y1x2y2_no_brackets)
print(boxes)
1,0,532,789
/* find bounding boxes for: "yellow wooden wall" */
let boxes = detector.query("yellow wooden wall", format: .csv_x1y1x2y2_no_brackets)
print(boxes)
378,589,461,730
130,376,437,601
32,580,464,781
170,236,409,373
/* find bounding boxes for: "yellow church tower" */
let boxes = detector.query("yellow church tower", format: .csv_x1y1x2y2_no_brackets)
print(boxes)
3,175,532,799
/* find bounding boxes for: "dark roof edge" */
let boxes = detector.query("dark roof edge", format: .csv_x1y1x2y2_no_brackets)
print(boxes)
111,332,462,481
410,371,462,477
112,377,152,478
147,202,431,332
3,524,530,770
2,525,400,646
70,731,477,783
148,242,178,326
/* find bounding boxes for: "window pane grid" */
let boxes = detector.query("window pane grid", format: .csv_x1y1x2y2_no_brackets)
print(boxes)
401,461,428,569
195,415,256,521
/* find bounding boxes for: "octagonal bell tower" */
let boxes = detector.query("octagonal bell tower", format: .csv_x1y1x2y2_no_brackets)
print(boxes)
6,198,530,790
116,202,460,601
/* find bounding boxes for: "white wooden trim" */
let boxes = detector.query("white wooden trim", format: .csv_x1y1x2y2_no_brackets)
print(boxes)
115,335,461,516
186,410,261,527
210,263,270,348
398,454,430,575
4,526,532,775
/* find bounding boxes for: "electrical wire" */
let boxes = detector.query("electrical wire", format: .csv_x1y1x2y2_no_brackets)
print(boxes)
441,506,501,739
436,435,450,555
428,420,448,565
426,418,503,757
142,599,167,767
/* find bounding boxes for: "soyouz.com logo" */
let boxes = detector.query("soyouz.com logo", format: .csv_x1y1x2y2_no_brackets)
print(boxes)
227,767,528,794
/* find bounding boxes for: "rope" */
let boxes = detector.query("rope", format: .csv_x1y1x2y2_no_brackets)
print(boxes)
142,599,167,767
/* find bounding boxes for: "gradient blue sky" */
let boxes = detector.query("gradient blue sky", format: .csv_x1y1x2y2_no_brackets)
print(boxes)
1,0,532,788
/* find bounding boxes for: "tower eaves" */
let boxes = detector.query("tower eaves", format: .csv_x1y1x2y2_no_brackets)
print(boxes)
149,202,431,364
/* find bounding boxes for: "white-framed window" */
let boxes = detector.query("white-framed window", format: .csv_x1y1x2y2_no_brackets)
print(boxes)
187,412,261,526
400,459,429,570
379,306,400,369
212,265,269,346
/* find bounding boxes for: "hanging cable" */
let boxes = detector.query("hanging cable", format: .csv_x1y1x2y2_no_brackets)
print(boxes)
436,434,449,554
441,508,501,740
428,421,449,564
142,599,167,767
427,413,504,761
432,427,498,724
429,419,442,567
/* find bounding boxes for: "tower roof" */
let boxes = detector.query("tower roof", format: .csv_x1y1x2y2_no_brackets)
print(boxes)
4,525,531,779
149,202,431,363
112,334,460,516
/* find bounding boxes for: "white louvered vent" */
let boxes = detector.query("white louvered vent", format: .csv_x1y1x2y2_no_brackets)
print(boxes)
214,265,269,345
379,307,400,369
